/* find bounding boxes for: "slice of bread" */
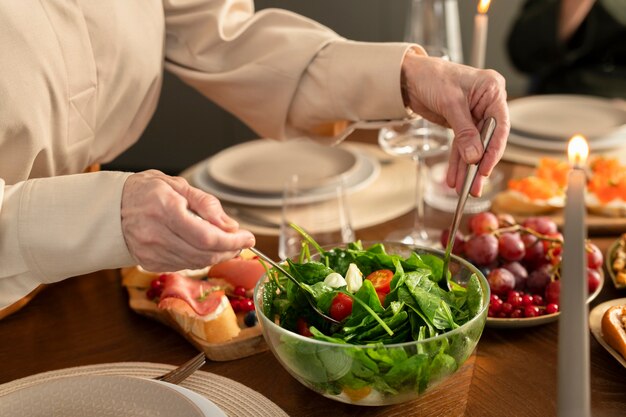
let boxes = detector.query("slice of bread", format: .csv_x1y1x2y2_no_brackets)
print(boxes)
601,305,626,360
492,190,563,216
159,296,240,344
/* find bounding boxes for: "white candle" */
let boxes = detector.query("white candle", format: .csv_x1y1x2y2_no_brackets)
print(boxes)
471,0,490,69
558,135,590,417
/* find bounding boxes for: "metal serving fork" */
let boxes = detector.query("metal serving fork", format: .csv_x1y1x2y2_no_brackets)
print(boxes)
155,352,206,384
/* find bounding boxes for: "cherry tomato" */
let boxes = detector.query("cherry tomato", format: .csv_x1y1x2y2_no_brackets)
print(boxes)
365,269,394,294
296,318,313,337
329,293,353,321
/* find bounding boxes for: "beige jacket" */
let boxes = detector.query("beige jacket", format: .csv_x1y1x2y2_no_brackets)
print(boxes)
0,0,413,308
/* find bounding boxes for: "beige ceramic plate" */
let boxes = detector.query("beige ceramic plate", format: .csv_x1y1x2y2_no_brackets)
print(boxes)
589,298,626,368
509,95,626,140
487,271,604,329
207,139,359,194
0,375,225,417
195,148,379,207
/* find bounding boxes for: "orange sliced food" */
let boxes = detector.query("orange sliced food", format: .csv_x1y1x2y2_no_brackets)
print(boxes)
588,156,626,204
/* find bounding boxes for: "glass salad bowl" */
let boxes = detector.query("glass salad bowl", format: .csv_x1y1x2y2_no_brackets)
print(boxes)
253,241,489,406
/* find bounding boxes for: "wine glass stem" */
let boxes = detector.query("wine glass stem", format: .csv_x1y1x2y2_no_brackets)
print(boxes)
413,154,429,241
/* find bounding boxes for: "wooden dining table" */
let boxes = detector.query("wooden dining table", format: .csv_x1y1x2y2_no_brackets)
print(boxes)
1,130,626,417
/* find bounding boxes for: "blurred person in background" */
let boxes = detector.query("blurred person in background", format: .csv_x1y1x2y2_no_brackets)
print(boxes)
507,0,626,98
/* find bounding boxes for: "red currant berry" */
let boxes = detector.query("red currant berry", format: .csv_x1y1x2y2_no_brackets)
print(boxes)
524,305,540,318
490,297,504,312
230,298,242,312
146,288,159,300
240,298,255,312
501,302,514,315
545,303,559,314
510,309,524,319
532,295,544,306
521,294,534,307
233,286,247,298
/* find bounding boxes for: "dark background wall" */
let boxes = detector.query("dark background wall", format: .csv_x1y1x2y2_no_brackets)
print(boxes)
104,0,527,175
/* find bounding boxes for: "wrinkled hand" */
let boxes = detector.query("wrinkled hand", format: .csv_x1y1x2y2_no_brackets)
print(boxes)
401,49,510,196
121,170,255,272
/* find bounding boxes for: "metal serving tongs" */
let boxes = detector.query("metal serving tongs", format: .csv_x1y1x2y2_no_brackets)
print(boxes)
440,117,497,290
248,247,341,325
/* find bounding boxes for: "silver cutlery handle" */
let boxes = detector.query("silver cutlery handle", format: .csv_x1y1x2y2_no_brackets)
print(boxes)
443,117,497,266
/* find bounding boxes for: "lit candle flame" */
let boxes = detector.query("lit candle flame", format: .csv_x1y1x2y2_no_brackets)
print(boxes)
478,0,491,14
567,135,589,167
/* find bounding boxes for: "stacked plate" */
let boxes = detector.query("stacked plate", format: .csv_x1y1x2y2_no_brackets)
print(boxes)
505,95,626,164
193,138,380,207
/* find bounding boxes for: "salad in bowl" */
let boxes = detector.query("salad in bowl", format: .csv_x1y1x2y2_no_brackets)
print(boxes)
254,234,489,405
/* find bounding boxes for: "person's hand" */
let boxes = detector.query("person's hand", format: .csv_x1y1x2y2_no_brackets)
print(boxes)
401,49,510,197
121,170,255,272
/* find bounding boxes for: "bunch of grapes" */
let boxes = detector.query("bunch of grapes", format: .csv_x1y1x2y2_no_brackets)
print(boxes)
440,212,603,319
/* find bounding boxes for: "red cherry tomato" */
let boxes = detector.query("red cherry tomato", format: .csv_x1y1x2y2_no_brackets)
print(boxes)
329,293,353,322
365,269,394,294
296,318,313,337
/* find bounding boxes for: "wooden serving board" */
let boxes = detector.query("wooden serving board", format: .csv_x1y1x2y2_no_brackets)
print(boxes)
492,165,626,236
121,268,267,361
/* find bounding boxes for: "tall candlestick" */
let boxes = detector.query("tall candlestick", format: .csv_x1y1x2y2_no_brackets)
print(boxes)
558,135,590,417
471,0,490,68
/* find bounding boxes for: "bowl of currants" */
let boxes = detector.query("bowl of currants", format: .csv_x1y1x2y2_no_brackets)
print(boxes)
440,212,604,328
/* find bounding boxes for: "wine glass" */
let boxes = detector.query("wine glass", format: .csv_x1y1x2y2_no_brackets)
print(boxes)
378,118,451,245
405,0,463,64
278,175,354,260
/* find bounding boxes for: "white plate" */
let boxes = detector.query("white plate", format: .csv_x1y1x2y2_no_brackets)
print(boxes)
487,271,604,329
193,149,380,207
507,127,626,152
151,379,226,416
589,298,626,368
509,95,626,140
206,139,359,194
0,375,225,417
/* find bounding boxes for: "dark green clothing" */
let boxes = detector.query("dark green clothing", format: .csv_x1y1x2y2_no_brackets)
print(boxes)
507,0,626,98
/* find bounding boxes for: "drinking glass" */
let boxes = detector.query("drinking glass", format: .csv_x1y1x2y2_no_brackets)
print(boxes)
278,175,354,260
378,118,451,245
405,0,463,64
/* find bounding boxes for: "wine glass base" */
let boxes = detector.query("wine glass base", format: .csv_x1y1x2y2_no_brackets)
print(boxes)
384,227,441,248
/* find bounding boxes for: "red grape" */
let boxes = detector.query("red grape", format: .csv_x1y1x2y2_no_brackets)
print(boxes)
586,243,603,269
522,217,558,235
498,232,525,261
587,268,602,294
440,228,466,255
526,263,553,294
465,234,499,265
502,261,528,291
522,234,547,266
545,280,560,305
487,268,516,296
469,212,499,235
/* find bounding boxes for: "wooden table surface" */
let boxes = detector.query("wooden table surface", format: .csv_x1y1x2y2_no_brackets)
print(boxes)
2,133,626,417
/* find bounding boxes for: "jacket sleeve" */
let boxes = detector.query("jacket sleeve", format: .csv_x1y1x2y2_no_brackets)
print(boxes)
0,172,136,309
162,0,415,140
